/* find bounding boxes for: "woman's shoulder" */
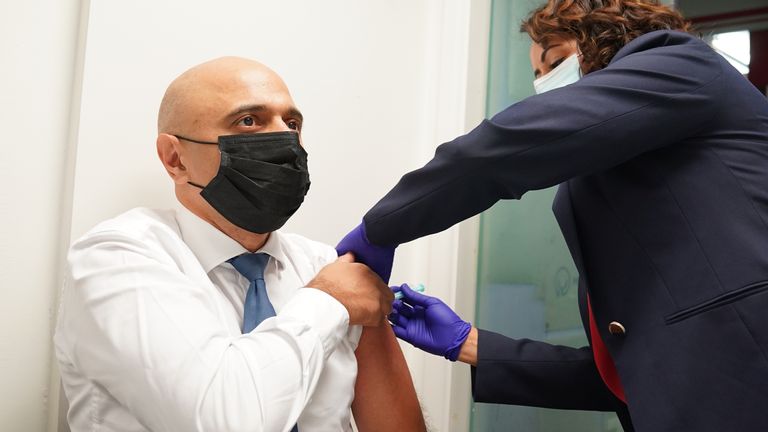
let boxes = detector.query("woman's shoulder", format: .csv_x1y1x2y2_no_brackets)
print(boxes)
607,30,722,83
611,30,711,63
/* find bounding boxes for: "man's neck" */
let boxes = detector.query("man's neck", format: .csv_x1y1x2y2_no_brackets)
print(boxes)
179,196,270,252
227,227,270,252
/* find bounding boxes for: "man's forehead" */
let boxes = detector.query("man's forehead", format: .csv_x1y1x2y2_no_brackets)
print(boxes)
158,57,295,132
207,76,297,120
187,62,289,104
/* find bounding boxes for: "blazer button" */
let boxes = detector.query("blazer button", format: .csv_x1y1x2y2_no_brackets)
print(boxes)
608,321,626,335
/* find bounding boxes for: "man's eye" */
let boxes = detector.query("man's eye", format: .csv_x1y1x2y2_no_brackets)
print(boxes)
550,57,565,70
238,116,256,127
287,120,300,130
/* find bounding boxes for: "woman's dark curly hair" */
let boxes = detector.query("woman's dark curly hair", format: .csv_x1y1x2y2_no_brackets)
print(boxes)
521,0,691,74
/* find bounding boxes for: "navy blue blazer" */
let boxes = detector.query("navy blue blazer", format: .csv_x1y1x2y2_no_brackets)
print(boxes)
363,31,768,431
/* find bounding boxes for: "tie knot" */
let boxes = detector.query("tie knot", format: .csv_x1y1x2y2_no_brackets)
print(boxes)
229,252,270,281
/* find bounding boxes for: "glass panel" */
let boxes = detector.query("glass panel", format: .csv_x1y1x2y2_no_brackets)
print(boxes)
469,0,622,430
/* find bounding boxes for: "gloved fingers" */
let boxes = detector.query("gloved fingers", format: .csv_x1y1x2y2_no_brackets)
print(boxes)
334,223,364,256
391,283,413,298
336,223,395,283
392,299,415,318
388,311,409,328
390,284,404,300
391,323,409,341
400,282,440,307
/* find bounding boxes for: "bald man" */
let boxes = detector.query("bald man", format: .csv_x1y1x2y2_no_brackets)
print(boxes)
54,57,425,432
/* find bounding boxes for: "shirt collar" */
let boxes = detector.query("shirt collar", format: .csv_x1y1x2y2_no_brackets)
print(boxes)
175,205,289,273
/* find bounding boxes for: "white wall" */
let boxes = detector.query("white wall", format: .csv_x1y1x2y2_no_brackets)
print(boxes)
0,1,84,431
0,0,489,431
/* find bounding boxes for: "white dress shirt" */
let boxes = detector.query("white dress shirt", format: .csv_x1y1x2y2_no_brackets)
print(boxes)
54,206,362,432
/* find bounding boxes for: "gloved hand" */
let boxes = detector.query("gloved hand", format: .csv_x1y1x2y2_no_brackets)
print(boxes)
335,222,396,283
389,283,472,361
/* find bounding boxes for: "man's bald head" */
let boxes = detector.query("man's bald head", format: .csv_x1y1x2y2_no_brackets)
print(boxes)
157,56,290,136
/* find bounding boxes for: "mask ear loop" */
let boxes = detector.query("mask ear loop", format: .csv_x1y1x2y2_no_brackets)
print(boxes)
575,45,586,77
174,135,219,145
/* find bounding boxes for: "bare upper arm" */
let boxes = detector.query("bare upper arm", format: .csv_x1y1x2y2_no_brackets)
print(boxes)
352,322,425,432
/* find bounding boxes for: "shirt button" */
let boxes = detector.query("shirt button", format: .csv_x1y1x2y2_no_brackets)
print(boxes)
608,321,626,335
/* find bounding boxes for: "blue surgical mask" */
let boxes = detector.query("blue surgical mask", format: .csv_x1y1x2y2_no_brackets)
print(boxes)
533,54,582,94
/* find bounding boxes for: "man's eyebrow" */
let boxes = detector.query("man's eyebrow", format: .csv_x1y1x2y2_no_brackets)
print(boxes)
225,104,304,122
226,104,266,120
287,107,304,122
540,43,562,63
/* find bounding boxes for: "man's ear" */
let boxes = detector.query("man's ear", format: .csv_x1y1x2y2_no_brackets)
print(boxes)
156,133,189,184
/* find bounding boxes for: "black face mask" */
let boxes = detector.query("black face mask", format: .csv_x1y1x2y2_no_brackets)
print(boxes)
176,131,310,233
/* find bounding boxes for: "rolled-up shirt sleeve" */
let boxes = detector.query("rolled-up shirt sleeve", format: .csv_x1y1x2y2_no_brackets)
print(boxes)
60,230,348,432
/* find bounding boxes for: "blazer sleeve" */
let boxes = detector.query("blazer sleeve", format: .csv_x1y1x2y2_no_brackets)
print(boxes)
472,329,624,411
364,32,724,245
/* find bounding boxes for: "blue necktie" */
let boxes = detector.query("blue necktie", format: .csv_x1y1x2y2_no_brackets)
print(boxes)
229,253,275,333
229,253,300,432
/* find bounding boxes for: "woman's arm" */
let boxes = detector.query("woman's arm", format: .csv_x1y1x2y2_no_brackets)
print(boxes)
352,323,426,431
364,32,723,246
471,329,621,411
458,326,479,366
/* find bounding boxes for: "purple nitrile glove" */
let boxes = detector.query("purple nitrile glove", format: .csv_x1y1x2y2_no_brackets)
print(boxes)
335,222,395,283
389,283,472,361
